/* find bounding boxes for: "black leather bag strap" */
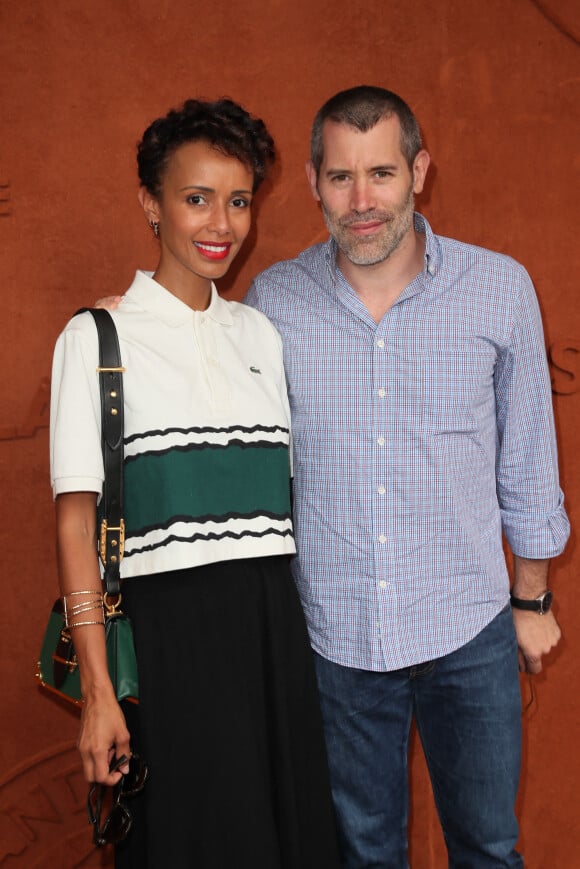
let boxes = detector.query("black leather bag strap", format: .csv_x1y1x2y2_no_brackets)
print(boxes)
75,307,125,596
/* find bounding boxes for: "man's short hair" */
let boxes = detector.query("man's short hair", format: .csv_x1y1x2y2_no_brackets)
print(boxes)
310,85,422,174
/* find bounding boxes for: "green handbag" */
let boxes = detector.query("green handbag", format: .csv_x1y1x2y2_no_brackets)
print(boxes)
36,309,139,706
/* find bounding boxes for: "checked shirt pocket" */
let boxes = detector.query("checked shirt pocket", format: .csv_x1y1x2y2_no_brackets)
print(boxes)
390,347,496,436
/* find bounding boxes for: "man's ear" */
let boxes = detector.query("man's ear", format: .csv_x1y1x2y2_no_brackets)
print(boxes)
305,161,321,202
138,186,160,223
412,150,430,195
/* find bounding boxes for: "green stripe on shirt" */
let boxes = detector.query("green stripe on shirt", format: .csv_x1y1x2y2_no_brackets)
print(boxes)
124,442,291,534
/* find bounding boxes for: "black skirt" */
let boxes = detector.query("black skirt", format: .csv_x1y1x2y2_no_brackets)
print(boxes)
115,556,340,869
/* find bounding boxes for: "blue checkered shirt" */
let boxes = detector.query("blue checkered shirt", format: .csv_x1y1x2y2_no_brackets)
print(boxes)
245,214,569,671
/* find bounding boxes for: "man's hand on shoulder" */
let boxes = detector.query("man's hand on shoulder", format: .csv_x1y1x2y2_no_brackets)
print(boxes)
95,295,122,310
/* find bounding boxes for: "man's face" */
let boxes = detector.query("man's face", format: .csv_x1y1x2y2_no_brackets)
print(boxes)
307,116,428,267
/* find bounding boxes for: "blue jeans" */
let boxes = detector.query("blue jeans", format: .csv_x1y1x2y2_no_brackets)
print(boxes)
314,606,523,868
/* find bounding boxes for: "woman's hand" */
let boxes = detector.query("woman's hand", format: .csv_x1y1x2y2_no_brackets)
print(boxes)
78,690,131,784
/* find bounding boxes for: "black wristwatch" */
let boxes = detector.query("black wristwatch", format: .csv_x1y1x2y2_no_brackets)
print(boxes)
510,590,553,615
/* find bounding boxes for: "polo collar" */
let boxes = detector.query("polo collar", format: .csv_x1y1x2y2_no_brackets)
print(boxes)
125,271,234,327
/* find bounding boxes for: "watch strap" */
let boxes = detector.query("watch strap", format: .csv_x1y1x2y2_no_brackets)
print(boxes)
510,590,552,614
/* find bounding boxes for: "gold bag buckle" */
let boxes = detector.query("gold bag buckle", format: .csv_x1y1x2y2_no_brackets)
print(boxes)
99,518,125,565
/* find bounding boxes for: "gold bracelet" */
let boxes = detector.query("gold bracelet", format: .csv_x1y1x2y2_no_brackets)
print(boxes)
68,619,106,628
63,591,104,629
66,601,104,616
66,609,104,627
64,590,103,598
66,610,105,628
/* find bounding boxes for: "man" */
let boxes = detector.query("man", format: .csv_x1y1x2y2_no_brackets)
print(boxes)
245,86,569,868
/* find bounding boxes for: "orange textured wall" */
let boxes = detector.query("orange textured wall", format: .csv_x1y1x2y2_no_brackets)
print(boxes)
1,1,578,865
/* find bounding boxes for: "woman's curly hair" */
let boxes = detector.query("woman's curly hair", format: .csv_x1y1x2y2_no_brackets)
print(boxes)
137,98,276,195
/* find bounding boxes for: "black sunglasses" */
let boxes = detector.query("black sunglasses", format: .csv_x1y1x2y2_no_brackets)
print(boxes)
87,753,148,847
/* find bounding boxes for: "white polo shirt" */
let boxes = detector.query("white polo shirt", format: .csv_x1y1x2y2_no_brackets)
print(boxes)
50,271,295,578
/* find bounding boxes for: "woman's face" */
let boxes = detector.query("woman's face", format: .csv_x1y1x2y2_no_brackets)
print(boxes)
142,140,254,297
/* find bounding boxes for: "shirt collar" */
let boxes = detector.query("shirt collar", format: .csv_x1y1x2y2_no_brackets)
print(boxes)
323,211,442,284
124,270,234,327
413,212,441,277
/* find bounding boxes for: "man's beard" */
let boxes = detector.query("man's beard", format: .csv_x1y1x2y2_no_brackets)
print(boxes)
321,181,415,267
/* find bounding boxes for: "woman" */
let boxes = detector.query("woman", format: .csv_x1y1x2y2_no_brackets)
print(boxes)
50,98,339,868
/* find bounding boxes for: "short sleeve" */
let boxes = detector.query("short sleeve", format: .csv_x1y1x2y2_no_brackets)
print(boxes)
50,315,104,499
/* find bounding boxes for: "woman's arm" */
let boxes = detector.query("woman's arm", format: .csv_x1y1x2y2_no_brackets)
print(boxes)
56,491,131,784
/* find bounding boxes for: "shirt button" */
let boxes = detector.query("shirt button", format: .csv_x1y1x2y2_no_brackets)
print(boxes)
427,264,435,275
376,339,385,349
378,534,387,544
379,580,387,589
378,388,386,398
377,437,385,446
377,486,386,495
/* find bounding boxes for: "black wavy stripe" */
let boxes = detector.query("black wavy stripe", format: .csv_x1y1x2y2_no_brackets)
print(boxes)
125,423,289,446
124,525,294,558
128,509,292,539
124,438,288,465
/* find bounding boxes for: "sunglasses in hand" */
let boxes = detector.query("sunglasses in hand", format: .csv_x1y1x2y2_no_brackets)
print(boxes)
87,753,148,847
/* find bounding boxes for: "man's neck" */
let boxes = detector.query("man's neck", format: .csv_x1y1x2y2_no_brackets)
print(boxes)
337,229,426,324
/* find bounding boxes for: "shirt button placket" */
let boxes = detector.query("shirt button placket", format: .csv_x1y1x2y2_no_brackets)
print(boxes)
374,333,388,559
373,329,392,653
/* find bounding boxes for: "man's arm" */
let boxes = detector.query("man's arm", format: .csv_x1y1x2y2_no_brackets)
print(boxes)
492,265,569,674
511,555,561,674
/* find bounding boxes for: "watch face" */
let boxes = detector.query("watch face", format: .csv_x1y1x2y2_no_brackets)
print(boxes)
540,591,553,613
